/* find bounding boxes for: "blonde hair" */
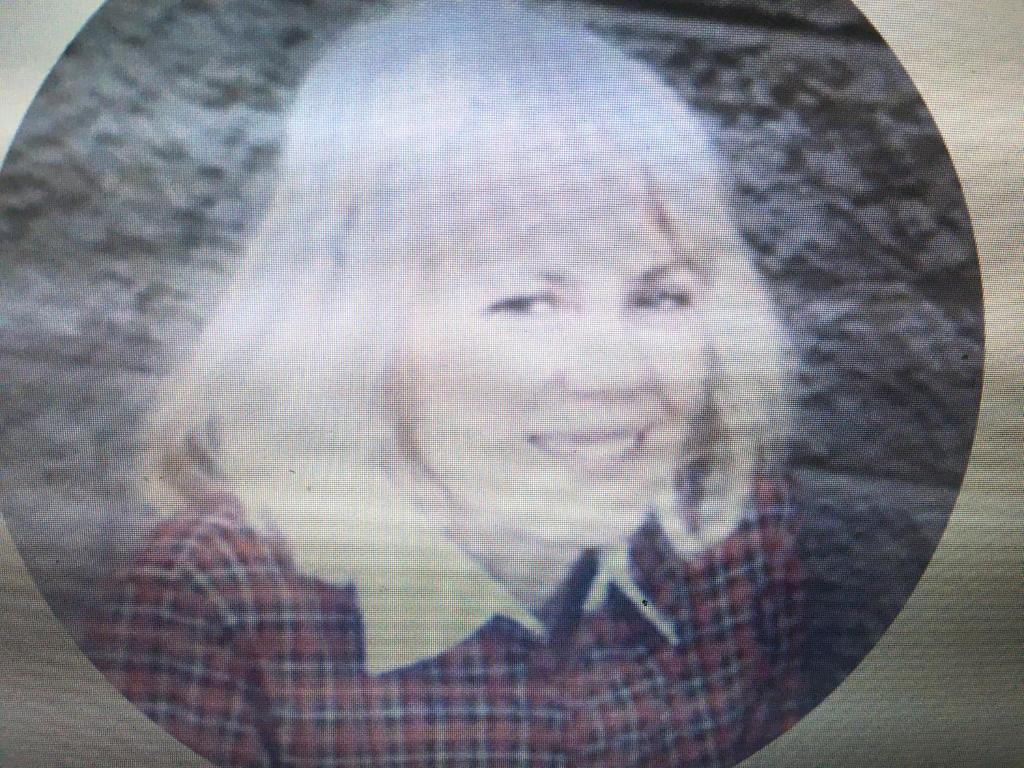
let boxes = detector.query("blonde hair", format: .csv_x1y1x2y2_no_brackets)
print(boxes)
141,0,794,558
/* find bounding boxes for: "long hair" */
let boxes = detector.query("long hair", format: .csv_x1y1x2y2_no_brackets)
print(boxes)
140,0,795,568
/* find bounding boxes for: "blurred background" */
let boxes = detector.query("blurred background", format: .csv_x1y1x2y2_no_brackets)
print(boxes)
0,0,983,714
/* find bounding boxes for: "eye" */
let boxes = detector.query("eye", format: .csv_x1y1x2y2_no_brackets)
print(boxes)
631,288,692,311
486,294,559,315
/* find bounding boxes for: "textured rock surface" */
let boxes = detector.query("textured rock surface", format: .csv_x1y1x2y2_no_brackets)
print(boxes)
0,0,983,713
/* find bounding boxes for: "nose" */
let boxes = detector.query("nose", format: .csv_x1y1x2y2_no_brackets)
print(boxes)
553,384,644,405
549,315,655,395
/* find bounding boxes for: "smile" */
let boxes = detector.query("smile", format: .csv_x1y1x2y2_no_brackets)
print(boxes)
527,428,644,467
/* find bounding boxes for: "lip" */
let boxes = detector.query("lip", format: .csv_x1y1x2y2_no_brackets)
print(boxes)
527,428,645,467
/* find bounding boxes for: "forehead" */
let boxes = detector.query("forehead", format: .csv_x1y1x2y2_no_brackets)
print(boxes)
380,164,693,277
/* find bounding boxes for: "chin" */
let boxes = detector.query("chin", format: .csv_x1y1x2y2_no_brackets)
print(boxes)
505,478,662,550
427,448,673,545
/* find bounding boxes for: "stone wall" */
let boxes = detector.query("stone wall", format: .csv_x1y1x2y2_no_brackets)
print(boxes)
0,0,983,710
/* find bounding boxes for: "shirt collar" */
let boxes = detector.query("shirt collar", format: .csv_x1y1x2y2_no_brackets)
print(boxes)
348,517,681,675
223,455,683,675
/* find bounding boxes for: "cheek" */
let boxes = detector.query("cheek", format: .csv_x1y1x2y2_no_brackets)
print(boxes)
648,330,711,411
402,333,522,451
416,321,558,405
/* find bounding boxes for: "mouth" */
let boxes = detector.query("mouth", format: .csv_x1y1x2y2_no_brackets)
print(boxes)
527,428,645,469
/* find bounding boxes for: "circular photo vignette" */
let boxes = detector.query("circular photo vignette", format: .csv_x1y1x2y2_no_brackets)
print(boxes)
0,1,983,767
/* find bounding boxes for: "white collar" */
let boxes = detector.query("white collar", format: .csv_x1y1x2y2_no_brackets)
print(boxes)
347,521,681,674
223,453,682,675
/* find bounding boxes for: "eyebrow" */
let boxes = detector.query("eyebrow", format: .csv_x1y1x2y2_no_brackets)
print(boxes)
538,270,570,286
532,259,696,287
637,257,696,282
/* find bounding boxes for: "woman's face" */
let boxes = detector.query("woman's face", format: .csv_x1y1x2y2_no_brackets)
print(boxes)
392,184,715,561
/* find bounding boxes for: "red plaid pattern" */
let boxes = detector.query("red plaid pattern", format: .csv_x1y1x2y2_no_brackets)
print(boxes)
83,479,805,768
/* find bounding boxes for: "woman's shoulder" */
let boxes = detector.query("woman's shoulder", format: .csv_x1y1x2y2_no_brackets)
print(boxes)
748,473,802,523
631,473,802,583
126,492,291,580
100,491,325,630
95,492,361,641
692,473,803,580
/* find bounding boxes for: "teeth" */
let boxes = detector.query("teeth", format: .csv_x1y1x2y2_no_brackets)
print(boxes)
529,430,640,463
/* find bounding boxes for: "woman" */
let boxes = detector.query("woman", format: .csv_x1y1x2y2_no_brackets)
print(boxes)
85,2,805,766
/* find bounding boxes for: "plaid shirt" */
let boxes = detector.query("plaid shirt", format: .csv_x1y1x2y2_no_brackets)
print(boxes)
83,478,805,768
